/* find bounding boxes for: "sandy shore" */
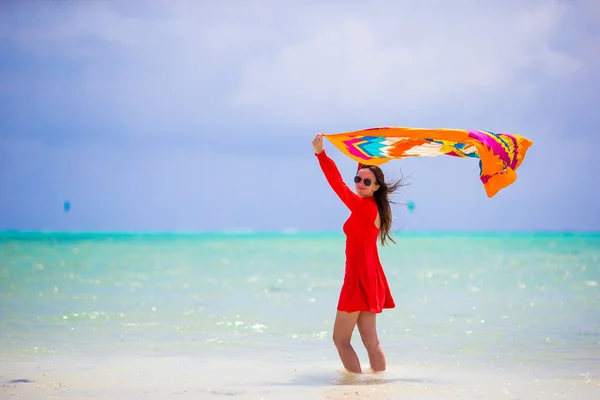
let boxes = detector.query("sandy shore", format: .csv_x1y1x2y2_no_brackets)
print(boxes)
1,355,599,399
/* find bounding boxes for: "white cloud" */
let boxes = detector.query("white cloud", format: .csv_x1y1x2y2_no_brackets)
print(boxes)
232,0,583,125
0,0,590,140
1,0,598,232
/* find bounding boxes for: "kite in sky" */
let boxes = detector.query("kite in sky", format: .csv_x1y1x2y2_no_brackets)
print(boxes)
322,127,533,198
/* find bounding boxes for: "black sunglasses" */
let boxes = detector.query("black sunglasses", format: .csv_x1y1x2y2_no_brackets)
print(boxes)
354,176,375,186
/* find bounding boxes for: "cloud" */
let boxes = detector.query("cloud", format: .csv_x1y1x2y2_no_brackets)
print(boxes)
231,0,589,130
0,0,599,231
1,1,249,141
1,0,595,144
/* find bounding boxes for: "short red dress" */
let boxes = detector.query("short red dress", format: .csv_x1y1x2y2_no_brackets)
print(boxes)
316,150,396,314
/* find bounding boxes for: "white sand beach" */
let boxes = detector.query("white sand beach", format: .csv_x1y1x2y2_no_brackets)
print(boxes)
2,355,599,399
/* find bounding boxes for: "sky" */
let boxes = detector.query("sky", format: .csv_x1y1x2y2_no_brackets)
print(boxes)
1,0,599,233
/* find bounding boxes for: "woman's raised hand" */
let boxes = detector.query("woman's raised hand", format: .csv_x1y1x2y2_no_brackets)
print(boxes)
312,133,324,154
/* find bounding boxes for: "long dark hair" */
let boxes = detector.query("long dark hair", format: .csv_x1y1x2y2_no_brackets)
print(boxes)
359,164,406,246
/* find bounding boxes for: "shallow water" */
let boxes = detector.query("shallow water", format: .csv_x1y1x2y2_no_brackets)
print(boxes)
1,232,599,397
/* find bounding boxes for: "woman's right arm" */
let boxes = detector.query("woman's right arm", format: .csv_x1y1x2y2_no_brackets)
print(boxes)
313,134,359,211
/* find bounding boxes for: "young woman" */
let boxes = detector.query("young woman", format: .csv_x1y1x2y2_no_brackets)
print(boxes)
312,133,403,374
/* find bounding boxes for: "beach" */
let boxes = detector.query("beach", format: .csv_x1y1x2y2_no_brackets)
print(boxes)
3,354,599,399
1,232,599,398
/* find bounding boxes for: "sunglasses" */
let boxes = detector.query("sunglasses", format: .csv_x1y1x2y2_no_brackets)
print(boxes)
354,176,375,186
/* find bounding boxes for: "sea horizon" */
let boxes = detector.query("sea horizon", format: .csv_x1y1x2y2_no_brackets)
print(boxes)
1,229,599,238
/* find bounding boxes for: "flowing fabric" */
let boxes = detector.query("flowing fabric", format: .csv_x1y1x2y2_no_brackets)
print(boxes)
323,127,533,198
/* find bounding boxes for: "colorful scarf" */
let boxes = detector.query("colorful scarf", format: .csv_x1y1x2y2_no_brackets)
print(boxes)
323,127,533,198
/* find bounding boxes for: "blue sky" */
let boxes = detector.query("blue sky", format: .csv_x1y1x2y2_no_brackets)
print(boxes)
1,0,599,233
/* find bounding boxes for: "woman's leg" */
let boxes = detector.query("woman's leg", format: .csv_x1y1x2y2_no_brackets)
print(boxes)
357,311,386,372
332,310,361,373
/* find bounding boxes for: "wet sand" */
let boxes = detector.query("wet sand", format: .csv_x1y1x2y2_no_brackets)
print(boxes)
2,355,599,399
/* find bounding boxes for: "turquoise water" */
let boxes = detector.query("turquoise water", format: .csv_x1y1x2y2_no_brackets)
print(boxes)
1,232,599,378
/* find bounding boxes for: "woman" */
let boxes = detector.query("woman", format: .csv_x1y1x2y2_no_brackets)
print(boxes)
312,133,403,374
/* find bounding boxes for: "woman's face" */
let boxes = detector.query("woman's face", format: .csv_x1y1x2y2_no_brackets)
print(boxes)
354,168,379,197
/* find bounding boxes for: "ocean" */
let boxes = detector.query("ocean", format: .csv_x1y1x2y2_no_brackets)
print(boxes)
1,231,599,399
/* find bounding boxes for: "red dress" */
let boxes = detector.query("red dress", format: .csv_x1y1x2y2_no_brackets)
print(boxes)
316,150,396,314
